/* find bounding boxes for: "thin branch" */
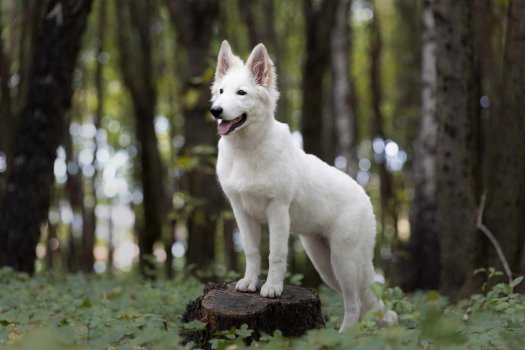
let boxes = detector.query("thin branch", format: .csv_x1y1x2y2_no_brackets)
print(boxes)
477,190,513,284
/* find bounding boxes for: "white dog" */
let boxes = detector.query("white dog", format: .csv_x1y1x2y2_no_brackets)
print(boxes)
211,40,397,331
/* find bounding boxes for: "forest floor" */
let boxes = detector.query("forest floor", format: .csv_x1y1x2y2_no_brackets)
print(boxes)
0,268,523,349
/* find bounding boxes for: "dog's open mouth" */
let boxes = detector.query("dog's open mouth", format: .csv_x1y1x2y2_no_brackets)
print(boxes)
217,113,247,135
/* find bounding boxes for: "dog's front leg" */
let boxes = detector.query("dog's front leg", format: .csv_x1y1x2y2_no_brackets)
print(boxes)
230,199,261,292
261,201,290,298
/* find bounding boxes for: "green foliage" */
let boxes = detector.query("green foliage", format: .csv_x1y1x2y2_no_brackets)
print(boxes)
0,269,523,349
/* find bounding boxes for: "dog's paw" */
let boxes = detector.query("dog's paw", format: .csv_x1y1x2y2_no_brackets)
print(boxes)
260,281,283,298
235,276,258,292
382,310,398,325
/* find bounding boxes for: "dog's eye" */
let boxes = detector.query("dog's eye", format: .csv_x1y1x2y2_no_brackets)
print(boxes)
237,90,247,96
219,89,224,94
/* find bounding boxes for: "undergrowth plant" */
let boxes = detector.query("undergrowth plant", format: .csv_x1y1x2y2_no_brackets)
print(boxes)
0,267,523,349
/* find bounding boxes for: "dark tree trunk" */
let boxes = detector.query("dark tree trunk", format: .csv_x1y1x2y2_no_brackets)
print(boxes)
331,0,358,176
301,0,338,162
406,0,440,291
166,0,221,271
369,0,397,240
182,283,324,349
116,0,166,277
223,214,238,272
0,0,93,273
239,0,260,46
484,0,525,278
393,0,422,150
0,8,13,203
434,0,479,299
81,0,106,274
65,120,84,273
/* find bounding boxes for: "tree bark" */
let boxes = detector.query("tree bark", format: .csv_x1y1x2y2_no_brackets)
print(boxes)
166,0,221,271
484,0,525,278
407,0,440,291
0,0,93,273
331,0,358,176
434,0,479,299
115,0,166,277
301,0,338,162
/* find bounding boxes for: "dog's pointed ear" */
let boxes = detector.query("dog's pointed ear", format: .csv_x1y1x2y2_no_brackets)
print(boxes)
246,43,274,87
216,40,238,79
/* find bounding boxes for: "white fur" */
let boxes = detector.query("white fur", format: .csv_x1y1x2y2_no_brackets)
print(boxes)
211,41,397,331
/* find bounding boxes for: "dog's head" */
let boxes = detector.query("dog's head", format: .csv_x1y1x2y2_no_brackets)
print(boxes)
210,40,279,136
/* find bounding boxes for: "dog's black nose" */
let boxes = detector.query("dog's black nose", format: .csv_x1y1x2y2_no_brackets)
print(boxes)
210,106,223,118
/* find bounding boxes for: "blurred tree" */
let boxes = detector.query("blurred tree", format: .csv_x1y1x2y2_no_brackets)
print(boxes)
484,0,525,278
393,0,421,151
166,0,221,272
81,0,106,273
369,0,397,240
301,0,337,162
239,0,260,46
434,0,479,299
65,116,84,272
407,0,440,291
331,0,358,177
0,8,12,202
0,0,93,273
115,0,166,277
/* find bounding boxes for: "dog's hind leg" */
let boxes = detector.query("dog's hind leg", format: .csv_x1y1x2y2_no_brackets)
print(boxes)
300,235,341,292
359,262,398,324
329,235,365,332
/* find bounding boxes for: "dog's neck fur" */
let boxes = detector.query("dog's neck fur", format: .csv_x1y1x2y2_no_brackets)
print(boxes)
222,110,275,149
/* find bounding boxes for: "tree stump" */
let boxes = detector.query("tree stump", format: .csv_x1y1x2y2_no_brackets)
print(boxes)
181,282,325,348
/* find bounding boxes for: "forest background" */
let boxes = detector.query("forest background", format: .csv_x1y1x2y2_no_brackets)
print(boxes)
0,1,524,347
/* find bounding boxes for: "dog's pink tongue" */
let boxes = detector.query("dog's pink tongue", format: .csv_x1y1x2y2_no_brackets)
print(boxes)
217,120,233,135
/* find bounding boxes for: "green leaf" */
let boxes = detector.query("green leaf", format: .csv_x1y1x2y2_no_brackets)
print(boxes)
510,276,524,289
370,282,384,298
182,320,207,331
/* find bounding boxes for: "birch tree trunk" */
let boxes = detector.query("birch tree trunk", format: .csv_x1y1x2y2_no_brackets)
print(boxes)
434,0,479,299
0,0,93,273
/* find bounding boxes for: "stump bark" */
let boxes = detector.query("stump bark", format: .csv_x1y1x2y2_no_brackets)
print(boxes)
181,282,325,348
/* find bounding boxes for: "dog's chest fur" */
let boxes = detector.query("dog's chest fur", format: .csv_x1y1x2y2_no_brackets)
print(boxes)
217,138,292,223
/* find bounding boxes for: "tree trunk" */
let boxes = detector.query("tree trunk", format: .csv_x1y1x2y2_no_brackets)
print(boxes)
0,8,13,203
484,0,525,278
330,0,358,176
406,0,440,291
369,0,397,240
434,0,479,299
182,283,324,349
301,0,338,162
239,0,260,46
115,0,165,277
0,0,93,273
393,0,422,150
166,0,221,271
81,0,106,274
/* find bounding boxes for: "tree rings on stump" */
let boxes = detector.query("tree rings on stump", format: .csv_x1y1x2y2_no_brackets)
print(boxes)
181,282,325,348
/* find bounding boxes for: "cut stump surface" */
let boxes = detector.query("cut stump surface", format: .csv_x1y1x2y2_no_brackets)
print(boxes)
181,282,325,348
